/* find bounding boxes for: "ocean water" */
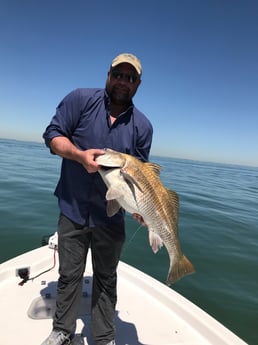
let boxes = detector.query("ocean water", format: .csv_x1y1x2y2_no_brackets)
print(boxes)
0,138,257,344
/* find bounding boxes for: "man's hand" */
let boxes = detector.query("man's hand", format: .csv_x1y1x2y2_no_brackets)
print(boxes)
49,137,105,173
79,149,105,173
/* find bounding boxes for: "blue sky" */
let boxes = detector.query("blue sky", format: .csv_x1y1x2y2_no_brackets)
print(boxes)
1,0,257,166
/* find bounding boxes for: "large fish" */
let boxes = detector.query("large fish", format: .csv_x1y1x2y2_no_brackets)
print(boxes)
96,149,195,284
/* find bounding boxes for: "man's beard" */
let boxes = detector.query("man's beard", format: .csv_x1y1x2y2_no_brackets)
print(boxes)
108,87,131,106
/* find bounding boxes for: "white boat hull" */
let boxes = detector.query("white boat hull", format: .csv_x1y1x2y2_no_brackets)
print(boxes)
0,245,247,345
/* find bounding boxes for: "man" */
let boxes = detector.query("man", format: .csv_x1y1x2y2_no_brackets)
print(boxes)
41,53,153,345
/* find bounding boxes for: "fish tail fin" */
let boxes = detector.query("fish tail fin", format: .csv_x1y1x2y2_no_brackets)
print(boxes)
167,255,195,285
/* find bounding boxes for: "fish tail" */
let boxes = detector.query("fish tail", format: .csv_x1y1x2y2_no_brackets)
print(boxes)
167,255,195,285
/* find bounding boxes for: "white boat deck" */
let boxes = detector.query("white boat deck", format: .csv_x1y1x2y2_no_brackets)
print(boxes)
0,245,247,345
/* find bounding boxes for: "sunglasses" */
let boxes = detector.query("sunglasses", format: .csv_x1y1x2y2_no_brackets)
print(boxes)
111,70,139,84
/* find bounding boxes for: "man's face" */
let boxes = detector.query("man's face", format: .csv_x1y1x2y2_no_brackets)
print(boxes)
106,63,141,106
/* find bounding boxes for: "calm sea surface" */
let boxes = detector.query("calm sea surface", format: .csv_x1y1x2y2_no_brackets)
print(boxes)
0,138,257,344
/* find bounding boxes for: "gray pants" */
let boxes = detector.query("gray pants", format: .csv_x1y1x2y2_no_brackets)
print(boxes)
53,214,125,345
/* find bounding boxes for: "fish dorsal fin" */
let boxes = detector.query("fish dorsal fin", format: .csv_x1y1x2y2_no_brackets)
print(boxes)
167,189,179,206
166,188,179,230
144,162,162,176
106,200,121,217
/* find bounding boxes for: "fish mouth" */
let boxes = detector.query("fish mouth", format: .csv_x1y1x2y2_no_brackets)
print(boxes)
99,166,113,171
98,165,119,171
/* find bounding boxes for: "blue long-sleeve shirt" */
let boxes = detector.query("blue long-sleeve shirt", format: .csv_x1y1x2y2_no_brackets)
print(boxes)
43,88,153,225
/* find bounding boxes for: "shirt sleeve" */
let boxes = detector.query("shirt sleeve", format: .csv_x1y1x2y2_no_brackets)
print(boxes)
134,114,153,162
43,89,82,148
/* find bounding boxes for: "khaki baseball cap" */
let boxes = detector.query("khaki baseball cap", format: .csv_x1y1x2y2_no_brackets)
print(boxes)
111,53,142,75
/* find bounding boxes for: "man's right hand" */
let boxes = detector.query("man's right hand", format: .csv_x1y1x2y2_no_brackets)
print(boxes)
50,137,105,173
79,149,105,173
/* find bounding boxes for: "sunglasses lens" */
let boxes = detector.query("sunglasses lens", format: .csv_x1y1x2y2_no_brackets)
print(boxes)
111,70,138,84
111,70,121,79
127,75,137,83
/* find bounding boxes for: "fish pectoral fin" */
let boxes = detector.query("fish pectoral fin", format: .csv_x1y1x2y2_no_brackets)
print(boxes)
107,200,121,217
148,230,163,254
121,170,143,193
105,187,122,216
106,187,123,200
